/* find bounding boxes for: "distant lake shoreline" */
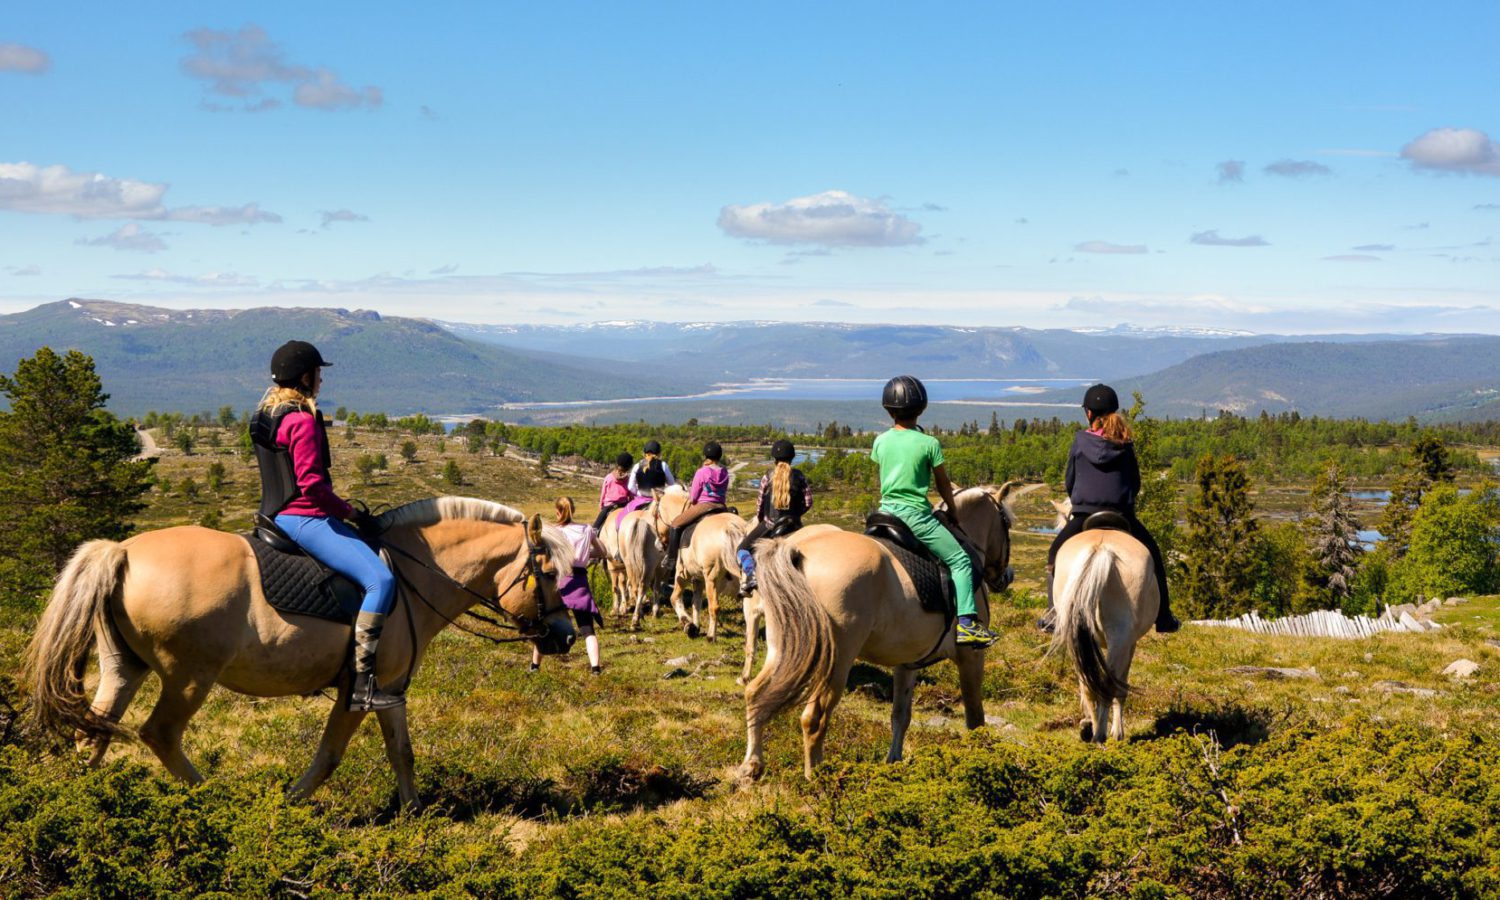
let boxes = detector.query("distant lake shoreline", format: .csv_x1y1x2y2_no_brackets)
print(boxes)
493,377,1097,411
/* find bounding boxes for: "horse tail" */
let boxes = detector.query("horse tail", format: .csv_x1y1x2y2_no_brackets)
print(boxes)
24,540,131,742
621,516,651,582
718,516,748,576
745,539,836,724
1049,543,1127,701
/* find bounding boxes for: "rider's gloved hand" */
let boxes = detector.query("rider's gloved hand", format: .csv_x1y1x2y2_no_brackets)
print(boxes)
349,506,382,540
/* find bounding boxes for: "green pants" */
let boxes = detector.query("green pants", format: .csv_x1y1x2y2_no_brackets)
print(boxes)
883,502,977,617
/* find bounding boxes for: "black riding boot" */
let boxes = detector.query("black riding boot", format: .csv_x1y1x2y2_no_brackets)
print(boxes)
348,611,405,712
1037,565,1056,633
656,526,684,600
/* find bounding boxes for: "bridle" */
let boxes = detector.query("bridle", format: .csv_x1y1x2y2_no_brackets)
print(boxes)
382,527,562,644
973,489,1016,593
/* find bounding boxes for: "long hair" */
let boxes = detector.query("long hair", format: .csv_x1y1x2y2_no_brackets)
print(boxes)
257,385,317,418
554,496,575,525
1091,411,1132,443
770,461,793,511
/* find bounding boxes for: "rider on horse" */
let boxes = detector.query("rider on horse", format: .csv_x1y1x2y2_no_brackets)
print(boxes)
1041,383,1179,634
658,440,730,598
736,439,813,593
627,440,676,495
250,340,403,712
872,376,998,648
592,451,634,531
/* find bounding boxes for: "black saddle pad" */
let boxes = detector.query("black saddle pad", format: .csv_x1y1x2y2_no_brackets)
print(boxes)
864,512,953,615
243,533,363,624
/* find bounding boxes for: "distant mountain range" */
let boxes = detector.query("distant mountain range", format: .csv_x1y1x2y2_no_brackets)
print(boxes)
0,300,694,417
2,299,1495,423
1031,336,1500,421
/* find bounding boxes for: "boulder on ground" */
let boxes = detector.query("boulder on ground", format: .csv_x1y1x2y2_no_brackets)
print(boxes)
1443,659,1481,680
1227,665,1318,679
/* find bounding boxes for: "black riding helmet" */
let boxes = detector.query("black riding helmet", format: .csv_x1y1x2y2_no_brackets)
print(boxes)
770,439,795,462
882,375,928,419
1082,384,1120,415
703,441,722,462
615,451,634,470
271,340,331,388
643,440,662,455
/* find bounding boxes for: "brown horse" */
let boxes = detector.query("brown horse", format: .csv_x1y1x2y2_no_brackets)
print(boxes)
738,484,1021,780
652,486,748,641
25,497,575,809
1047,500,1160,742
598,504,659,619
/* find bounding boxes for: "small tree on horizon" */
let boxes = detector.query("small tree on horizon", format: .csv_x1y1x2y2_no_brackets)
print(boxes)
442,459,464,486
401,440,418,465
1305,461,1362,607
1178,453,1260,619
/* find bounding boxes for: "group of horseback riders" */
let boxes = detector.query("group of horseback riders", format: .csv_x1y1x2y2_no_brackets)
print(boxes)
249,340,1177,714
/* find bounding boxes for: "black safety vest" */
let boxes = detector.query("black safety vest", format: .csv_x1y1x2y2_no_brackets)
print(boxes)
635,457,668,491
760,467,810,524
250,404,331,519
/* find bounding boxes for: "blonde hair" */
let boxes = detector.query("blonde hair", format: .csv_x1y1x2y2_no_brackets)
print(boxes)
554,496,575,525
1091,411,1133,443
770,461,792,511
257,385,317,417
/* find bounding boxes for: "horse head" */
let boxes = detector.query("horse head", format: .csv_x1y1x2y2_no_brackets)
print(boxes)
1051,498,1072,532
955,482,1023,593
493,511,575,655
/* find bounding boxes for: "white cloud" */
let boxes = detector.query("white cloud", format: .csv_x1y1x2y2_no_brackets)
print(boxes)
5,264,41,276
1353,243,1395,252
1216,160,1245,183
1475,203,1500,211
1401,127,1500,177
77,223,169,253
112,268,259,287
1264,159,1332,177
295,69,382,111
320,208,370,227
1075,240,1147,255
181,24,381,112
0,161,280,224
0,42,49,74
1322,254,1382,263
717,190,924,247
429,263,459,275
1190,230,1270,247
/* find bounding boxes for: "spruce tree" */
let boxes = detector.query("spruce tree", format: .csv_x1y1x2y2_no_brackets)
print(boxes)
0,348,155,607
1179,453,1260,619
1128,392,1177,562
1305,461,1362,607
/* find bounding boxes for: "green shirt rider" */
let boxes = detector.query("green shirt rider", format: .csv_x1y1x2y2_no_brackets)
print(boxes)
871,375,998,648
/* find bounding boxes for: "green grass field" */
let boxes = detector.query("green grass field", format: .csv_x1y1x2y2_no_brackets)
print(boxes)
3,426,1499,896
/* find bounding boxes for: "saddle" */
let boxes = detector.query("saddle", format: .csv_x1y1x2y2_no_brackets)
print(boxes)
1083,510,1132,532
864,512,984,617
243,516,365,624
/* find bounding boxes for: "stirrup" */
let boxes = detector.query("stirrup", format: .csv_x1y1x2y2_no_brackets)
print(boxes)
348,670,405,711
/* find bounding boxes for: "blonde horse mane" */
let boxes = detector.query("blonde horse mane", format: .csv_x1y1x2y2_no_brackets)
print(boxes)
377,496,574,570
956,484,1018,527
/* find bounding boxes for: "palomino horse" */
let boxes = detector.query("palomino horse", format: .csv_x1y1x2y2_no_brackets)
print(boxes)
652,486,748,641
739,484,1020,780
1047,499,1160,742
25,498,575,808
598,505,660,619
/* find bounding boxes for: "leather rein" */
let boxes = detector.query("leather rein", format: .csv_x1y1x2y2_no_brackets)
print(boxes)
381,531,559,646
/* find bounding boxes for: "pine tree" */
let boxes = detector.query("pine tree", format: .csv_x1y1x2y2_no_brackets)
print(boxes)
1305,461,1362,606
0,348,155,607
1178,453,1260,619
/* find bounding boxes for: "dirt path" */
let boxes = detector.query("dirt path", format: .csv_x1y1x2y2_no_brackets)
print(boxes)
134,428,162,460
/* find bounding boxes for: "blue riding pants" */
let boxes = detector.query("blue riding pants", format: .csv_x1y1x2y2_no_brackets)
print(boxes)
275,514,396,616
882,502,977,618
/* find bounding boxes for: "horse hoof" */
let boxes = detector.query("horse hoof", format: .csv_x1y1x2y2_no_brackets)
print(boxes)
1079,721,1094,742
736,761,764,782
735,675,747,686
683,622,700,639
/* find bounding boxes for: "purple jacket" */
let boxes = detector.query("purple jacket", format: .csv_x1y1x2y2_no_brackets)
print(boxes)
688,463,729,505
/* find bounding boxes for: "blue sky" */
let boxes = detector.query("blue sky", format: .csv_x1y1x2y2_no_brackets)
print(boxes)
2,3,1497,332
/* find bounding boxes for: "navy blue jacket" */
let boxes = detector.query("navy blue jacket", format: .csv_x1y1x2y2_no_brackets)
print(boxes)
1065,430,1140,514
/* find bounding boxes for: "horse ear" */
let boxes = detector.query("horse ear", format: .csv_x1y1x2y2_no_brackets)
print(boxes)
528,513,543,544
993,480,1021,503
1050,499,1068,512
